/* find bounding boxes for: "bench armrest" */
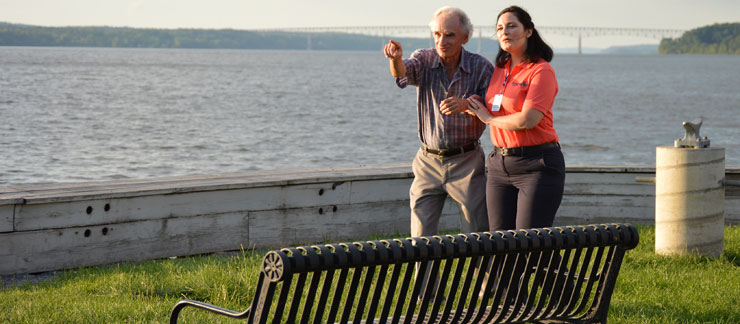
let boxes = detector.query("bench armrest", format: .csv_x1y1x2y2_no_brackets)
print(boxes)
169,299,251,324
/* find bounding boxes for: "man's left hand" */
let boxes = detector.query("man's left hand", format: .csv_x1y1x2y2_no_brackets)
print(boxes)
440,97,468,115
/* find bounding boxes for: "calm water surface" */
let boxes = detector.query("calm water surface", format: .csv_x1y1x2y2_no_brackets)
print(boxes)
1,47,739,185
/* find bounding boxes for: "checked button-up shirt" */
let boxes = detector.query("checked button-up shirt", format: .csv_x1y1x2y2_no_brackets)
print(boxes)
396,47,493,150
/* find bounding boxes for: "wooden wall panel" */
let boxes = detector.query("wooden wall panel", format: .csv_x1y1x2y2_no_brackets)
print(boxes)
348,178,413,204
249,201,410,247
0,205,12,233
0,211,248,275
13,183,351,231
248,197,464,247
1,166,738,275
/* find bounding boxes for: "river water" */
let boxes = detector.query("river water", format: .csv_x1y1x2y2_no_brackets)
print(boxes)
1,47,739,185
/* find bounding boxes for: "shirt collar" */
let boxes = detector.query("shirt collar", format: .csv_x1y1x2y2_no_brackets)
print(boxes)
432,47,471,73
504,56,541,72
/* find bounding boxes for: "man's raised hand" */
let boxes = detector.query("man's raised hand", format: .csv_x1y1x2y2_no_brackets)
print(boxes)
384,40,403,60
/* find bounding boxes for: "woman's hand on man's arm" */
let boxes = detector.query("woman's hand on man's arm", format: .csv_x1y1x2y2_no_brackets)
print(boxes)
466,95,544,131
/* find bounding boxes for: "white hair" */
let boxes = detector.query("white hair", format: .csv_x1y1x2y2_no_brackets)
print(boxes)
428,6,473,40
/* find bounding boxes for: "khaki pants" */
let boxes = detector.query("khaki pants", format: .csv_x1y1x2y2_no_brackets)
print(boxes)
409,145,489,237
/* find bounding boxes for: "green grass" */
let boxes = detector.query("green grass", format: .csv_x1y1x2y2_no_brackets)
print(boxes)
1,226,739,324
610,226,740,324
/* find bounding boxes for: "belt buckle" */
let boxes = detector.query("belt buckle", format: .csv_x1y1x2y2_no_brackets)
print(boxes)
427,147,445,158
501,147,511,156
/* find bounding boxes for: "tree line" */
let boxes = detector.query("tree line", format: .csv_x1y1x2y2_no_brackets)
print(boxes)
0,22,390,50
659,23,740,54
0,22,503,52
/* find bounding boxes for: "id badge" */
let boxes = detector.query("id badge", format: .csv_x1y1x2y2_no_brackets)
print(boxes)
491,94,503,112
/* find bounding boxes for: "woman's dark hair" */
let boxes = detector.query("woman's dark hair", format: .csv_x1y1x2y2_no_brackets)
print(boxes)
494,6,553,68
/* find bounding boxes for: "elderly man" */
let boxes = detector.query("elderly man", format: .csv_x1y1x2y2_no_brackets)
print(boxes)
384,6,492,237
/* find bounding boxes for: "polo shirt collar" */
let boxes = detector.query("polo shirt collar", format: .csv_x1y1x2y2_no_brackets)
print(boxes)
504,57,541,71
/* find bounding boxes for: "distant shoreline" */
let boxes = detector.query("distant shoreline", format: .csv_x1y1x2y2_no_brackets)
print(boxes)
1,22,658,54
0,44,660,55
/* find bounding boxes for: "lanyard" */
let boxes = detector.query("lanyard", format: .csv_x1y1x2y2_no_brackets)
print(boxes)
500,68,511,96
493,62,514,112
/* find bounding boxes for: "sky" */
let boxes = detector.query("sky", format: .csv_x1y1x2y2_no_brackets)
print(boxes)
1,0,738,49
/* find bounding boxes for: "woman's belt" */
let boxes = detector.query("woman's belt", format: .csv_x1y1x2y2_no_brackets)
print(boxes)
494,142,560,156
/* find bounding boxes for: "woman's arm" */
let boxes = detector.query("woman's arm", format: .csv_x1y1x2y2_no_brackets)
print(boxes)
466,66,555,131
467,97,544,131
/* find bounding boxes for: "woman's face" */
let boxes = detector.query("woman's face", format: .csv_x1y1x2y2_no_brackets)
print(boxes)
496,12,532,55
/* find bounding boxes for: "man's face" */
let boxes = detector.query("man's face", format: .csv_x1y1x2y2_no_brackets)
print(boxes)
432,14,469,61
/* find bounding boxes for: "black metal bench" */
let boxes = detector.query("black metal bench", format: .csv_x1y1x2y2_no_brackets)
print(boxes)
170,223,638,324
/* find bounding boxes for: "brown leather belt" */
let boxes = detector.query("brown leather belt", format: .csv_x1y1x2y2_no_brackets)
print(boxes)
494,142,560,156
423,142,478,157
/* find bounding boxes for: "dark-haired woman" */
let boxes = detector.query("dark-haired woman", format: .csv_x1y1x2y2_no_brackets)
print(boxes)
464,6,565,231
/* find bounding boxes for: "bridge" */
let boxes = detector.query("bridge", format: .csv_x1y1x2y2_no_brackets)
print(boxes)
256,26,686,53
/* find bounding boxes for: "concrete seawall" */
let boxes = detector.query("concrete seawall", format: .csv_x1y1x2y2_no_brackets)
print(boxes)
1,165,739,275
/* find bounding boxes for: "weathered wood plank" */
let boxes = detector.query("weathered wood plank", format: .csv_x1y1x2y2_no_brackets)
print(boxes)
558,192,655,225
0,165,413,204
564,172,655,196
248,198,463,247
563,192,655,208
726,171,740,224
13,183,351,231
556,205,654,225
726,197,740,224
565,166,655,173
13,176,418,232
0,165,732,204
0,212,248,275
0,205,13,233
249,202,408,247
348,178,413,204
566,171,654,183
554,214,653,226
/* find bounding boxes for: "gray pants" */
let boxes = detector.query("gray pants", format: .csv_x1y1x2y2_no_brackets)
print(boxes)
409,145,489,237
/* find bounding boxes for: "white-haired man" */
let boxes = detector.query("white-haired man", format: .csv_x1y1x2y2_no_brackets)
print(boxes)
384,7,492,237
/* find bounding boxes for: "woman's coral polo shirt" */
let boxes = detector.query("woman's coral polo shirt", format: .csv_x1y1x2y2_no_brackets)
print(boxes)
485,58,559,148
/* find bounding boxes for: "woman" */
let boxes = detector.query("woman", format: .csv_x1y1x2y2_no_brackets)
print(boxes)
465,5,565,231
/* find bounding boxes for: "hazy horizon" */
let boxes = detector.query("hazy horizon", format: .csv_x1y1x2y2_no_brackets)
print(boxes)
1,0,738,49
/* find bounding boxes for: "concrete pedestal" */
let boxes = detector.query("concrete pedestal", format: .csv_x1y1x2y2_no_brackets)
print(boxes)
655,146,725,257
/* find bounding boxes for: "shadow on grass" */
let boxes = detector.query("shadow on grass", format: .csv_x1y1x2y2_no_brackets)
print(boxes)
1,271,59,289
723,250,740,267
611,303,740,323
